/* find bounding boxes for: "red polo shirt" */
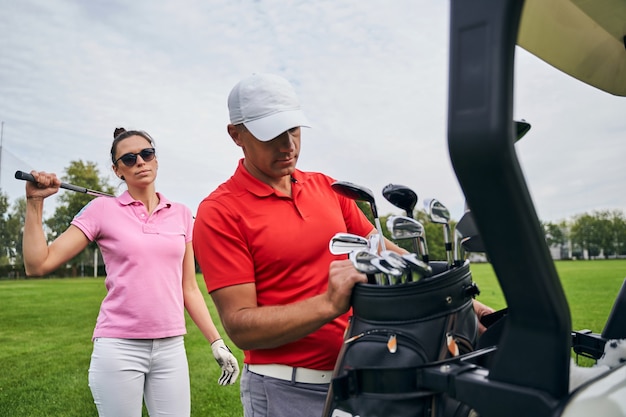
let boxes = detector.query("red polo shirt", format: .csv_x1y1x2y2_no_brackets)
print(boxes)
193,159,374,370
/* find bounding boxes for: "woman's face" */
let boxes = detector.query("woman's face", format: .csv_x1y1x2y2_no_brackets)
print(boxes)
112,135,157,187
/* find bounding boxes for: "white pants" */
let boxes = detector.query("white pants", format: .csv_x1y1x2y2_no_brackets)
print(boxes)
88,336,190,417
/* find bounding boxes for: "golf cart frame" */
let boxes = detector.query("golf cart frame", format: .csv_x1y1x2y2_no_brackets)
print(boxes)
411,1,626,416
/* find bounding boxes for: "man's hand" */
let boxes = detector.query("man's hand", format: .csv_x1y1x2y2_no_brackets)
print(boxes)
472,299,496,335
325,259,368,316
211,339,240,385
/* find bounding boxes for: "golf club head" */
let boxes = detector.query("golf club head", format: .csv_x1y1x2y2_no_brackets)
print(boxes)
348,250,380,284
424,198,451,225
332,180,387,252
401,253,433,278
348,250,380,274
331,181,377,217
515,119,531,142
370,257,404,278
328,233,369,255
382,183,418,218
380,250,409,270
455,210,478,238
425,198,453,267
387,215,424,240
461,235,486,253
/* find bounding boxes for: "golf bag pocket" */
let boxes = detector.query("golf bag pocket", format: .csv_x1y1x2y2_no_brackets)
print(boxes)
324,261,479,417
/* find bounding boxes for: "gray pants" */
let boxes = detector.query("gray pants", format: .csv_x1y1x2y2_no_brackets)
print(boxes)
241,366,330,417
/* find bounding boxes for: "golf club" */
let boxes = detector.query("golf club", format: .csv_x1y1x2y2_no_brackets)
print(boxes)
386,215,429,263
380,250,410,283
349,250,381,285
368,233,381,255
401,253,433,280
454,210,477,266
424,198,453,267
515,119,531,142
460,235,486,253
370,257,404,285
328,233,370,255
332,181,386,252
382,183,418,218
15,170,115,198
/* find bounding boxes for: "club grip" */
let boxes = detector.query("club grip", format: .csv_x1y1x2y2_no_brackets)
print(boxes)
14,170,36,182
14,170,88,194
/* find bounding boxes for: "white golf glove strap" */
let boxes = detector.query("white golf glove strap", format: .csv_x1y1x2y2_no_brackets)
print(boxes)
211,339,240,386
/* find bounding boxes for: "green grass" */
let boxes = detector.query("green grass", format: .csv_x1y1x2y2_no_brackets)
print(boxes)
1,260,625,416
0,276,242,417
469,259,626,331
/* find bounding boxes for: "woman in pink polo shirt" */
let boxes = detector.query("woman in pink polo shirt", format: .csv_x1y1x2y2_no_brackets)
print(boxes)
22,128,239,417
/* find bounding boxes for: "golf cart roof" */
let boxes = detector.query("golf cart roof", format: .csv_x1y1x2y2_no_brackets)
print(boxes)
518,0,626,96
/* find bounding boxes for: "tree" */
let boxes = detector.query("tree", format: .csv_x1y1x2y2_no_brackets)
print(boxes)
594,210,614,258
6,197,26,267
0,191,10,265
612,210,626,256
543,220,570,259
44,160,114,276
571,213,601,259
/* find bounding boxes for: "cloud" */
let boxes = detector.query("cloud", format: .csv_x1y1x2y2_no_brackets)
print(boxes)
1,0,624,224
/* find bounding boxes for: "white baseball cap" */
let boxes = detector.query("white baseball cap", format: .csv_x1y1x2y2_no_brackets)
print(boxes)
228,73,311,141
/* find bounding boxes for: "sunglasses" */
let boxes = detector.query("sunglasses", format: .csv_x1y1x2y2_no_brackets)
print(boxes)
114,148,156,167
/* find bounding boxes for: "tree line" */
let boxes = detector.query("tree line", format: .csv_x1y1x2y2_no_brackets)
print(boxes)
1,161,625,278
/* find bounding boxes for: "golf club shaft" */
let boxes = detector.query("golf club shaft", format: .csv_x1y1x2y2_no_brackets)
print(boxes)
373,218,387,252
443,224,453,266
15,170,115,198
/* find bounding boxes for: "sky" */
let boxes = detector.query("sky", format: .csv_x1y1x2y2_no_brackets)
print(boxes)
1,0,625,224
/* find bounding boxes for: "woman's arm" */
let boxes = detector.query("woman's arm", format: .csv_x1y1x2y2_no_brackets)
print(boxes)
182,242,239,385
22,171,90,276
182,242,223,342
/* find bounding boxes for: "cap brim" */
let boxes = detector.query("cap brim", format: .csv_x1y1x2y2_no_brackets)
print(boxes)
244,109,311,142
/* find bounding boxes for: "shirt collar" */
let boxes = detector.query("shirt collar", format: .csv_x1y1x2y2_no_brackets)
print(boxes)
232,158,303,198
117,190,172,209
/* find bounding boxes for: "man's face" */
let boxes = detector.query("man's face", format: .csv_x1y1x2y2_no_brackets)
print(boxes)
235,125,301,184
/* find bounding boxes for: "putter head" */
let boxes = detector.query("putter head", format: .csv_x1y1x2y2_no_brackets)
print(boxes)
328,233,369,255
382,183,418,218
424,198,451,225
387,215,424,240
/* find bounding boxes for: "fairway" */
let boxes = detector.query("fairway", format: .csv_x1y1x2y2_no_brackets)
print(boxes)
1,260,625,416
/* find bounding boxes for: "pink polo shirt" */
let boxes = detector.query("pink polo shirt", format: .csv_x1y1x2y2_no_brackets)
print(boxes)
71,191,193,340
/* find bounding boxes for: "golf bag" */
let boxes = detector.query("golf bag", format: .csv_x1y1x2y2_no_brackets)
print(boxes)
323,261,480,417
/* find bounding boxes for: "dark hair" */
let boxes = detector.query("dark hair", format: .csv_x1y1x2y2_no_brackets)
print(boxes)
111,127,156,164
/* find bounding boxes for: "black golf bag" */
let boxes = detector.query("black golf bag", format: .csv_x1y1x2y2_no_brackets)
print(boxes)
323,261,480,417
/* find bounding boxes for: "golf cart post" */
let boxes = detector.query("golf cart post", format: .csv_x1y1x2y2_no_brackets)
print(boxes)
411,1,626,416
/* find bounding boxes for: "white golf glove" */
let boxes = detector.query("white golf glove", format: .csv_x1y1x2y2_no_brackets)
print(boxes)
211,339,240,386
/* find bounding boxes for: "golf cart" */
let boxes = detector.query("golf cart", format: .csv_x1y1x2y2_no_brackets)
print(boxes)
424,0,626,416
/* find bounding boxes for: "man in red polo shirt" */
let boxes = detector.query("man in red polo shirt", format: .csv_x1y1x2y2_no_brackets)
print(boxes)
193,73,391,417
193,73,491,417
